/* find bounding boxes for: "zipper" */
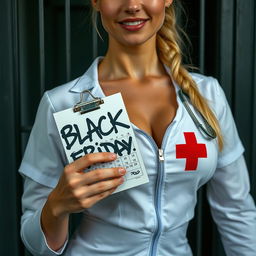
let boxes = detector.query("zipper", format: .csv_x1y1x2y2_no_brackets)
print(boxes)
132,123,174,256
158,149,164,161
149,148,165,256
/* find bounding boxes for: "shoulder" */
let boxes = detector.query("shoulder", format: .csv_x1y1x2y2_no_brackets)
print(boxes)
43,76,84,113
43,57,101,112
188,72,227,115
31,76,83,129
187,72,232,123
189,72,222,101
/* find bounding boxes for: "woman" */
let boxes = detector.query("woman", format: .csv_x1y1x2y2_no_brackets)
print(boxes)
19,0,256,255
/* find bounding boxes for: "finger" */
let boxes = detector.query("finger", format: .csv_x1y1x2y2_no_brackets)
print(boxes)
85,176,124,197
81,167,126,185
68,152,117,173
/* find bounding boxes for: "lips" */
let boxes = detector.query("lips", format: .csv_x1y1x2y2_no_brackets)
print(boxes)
120,20,146,26
118,18,149,31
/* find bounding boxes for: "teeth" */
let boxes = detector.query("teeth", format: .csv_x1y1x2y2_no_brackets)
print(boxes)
121,20,145,26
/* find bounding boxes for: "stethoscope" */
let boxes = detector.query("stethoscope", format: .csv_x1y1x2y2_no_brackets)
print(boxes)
178,90,217,140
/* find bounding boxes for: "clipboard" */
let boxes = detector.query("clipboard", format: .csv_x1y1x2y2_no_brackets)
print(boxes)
53,90,149,193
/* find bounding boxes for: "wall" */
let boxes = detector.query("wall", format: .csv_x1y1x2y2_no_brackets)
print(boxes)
0,0,255,255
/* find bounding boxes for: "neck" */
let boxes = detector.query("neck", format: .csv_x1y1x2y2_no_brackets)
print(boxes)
98,36,166,81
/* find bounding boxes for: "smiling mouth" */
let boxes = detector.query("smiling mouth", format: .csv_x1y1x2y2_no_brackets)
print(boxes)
118,19,149,31
119,20,146,26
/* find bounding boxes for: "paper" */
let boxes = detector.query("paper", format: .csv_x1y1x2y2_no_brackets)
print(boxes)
53,93,149,193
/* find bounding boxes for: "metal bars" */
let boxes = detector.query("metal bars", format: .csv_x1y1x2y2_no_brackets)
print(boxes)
219,0,235,102
1,1,255,255
92,12,98,59
0,0,22,255
194,1,206,255
234,0,255,166
199,0,205,73
38,0,45,95
65,0,71,81
39,0,72,89
252,0,256,198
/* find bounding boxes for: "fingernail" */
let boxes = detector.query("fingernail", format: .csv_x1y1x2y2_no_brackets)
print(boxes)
110,153,117,159
119,177,125,184
118,168,126,175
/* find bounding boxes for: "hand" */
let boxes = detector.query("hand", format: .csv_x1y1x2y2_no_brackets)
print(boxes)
47,152,126,218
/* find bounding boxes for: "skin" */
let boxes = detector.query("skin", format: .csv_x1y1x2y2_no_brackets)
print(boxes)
41,0,175,251
94,0,176,147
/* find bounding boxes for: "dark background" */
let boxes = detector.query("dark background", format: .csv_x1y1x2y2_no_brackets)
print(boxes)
1,0,255,255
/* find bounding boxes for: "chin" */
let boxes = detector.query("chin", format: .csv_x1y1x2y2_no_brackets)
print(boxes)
117,34,156,47
121,40,147,47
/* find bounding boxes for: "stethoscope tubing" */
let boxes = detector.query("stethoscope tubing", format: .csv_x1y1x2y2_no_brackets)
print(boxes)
178,90,217,140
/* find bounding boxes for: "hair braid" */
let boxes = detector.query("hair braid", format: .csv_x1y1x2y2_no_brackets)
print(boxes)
157,5,223,150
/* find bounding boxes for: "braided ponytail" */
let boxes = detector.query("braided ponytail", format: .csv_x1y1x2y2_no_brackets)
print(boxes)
157,4,223,151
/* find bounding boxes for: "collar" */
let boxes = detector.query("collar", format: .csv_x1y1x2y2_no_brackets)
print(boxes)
69,56,104,93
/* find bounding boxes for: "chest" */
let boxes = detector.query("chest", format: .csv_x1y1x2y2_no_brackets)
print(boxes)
132,109,219,188
99,77,178,148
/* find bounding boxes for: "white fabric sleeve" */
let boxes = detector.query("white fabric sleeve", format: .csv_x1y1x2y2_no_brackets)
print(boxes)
207,155,256,256
19,92,67,188
20,176,68,256
211,79,245,168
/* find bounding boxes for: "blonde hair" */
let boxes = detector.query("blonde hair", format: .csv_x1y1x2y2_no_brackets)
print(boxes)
157,4,223,151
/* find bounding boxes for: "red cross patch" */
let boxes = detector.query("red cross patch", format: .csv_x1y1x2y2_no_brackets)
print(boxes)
176,132,207,171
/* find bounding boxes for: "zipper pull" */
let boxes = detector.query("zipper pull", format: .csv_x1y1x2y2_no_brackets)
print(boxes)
158,149,164,161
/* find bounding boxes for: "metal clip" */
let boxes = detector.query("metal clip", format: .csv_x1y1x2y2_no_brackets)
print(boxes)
73,90,104,114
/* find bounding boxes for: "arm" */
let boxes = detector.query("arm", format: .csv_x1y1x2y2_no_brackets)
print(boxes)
19,92,126,254
21,153,126,255
40,152,124,251
207,155,256,256
21,176,68,256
